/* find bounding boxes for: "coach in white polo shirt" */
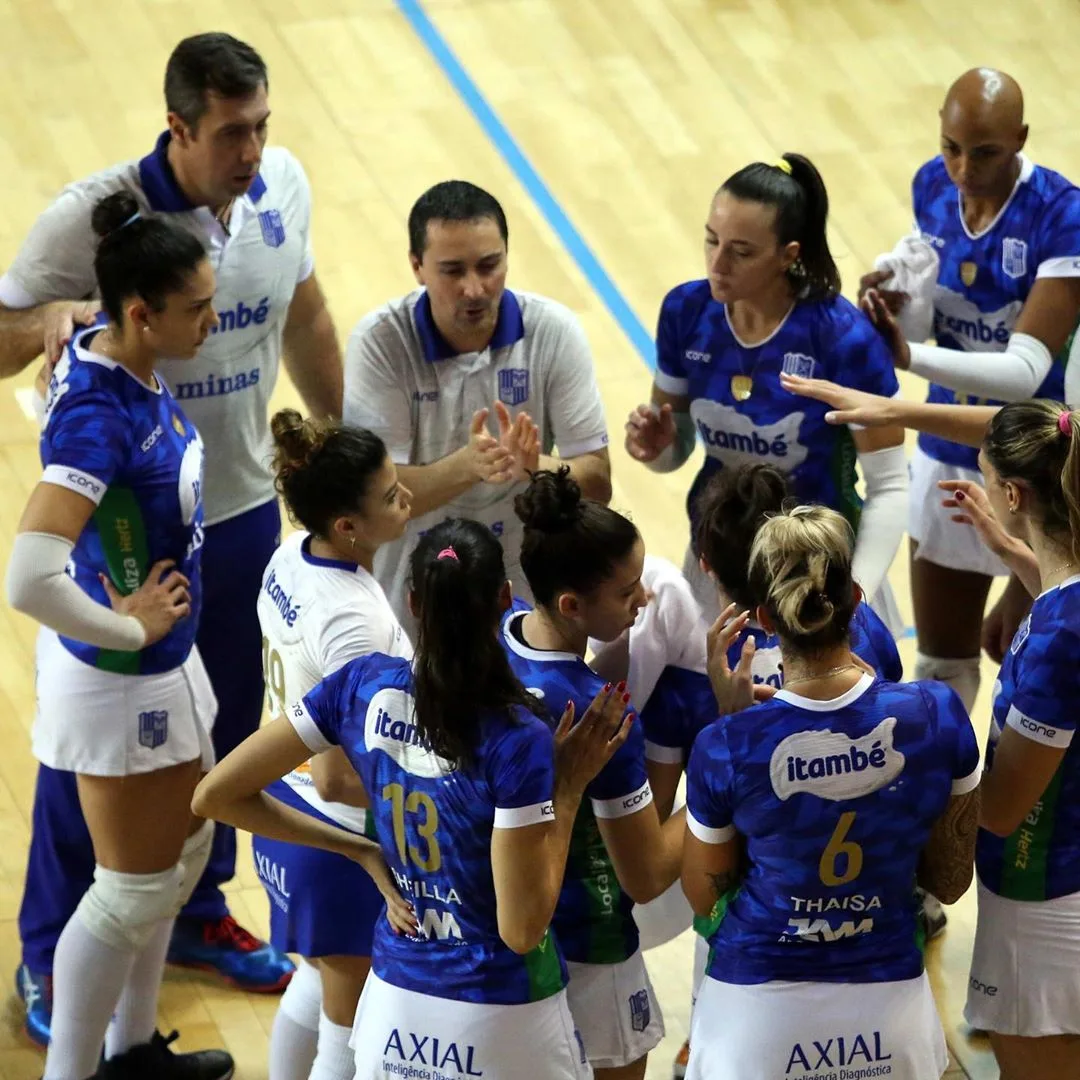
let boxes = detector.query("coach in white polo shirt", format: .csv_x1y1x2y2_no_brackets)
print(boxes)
0,34,344,1041
344,180,611,629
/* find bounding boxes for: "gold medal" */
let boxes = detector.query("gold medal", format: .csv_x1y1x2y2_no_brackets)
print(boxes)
960,261,977,287
731,374,753,402
172,413,186,436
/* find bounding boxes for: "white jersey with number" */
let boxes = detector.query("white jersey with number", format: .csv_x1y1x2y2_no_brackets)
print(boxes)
343,287,610,632
257,530,412,831
0,134,314,525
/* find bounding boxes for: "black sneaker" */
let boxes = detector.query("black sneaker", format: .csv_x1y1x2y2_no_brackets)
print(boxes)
100,1030,234,1079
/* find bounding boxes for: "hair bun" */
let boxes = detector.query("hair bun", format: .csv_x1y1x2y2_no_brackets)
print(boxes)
90,191,142,240
514,467,583,532
270,408,327,477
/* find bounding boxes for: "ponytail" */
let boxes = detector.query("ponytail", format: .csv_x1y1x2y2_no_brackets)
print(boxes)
409,519,544,768
720,152,841,301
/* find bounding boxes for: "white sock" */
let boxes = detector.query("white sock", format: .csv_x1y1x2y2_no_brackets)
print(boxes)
309,1011,355,1080
270,959,322,1080
913,651,981,714
105,917,173,1058
44,911,137,1080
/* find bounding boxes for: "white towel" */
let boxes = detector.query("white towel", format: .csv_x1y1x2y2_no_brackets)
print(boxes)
872,233,939,343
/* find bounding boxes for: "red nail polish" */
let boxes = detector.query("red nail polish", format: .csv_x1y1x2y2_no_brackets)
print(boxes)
622,692,631,704
956,490,965,501
603,683,612,692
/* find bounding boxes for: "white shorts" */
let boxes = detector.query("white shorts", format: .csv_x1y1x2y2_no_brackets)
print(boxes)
966,879,1080,1036
350,971,592,1080
687,972,947,1080
909,444,1009,577
32,628,217,777
566,952,664,1069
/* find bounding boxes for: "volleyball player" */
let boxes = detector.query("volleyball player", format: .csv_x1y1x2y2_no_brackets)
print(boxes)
342,179,610,633
193,518,634,1080
504,468,688,1080
253,409,412,1080
0,33,349,1036
924,401,1080,1080
681,505,981,1079
624,153,907,630
858,68,1080,711
4,192,232,1079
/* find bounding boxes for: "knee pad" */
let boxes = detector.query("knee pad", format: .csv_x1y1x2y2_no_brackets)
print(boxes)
177,819,214,908
279,957,323,1028
914,652,981,715
76,863,185,952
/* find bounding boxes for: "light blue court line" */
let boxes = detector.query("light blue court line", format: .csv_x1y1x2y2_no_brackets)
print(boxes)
397,0,917,642
394,0,656,368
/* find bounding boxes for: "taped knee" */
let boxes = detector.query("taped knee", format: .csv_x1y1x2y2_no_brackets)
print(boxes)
176,819,214,908
76,863,185,952
914,652,981,715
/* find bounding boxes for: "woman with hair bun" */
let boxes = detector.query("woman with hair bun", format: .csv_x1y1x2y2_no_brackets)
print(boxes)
625,153,908,634
680,504,981,1080
5,191,231,1079
249,408,412,1080
503,466,686,1080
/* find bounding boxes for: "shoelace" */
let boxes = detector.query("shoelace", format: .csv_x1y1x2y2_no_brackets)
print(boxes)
206,915,261,952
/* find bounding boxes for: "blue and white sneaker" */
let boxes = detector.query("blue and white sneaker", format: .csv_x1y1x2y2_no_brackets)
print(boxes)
16,963,51,1047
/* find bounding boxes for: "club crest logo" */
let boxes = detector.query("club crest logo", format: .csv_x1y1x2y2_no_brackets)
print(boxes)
259,209,286,248
498,368,529,406
1002,237,1027,279
138,710,168,750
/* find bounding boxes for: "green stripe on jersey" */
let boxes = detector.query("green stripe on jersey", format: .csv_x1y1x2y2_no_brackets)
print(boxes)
94,486,150,675
523,928,564,1002
999,765,1066,901
830,426,862,533
570,807,629,964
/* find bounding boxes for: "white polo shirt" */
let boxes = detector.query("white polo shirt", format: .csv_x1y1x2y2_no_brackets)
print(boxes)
258,530,412,833
343,288,609,628
0,132,314,525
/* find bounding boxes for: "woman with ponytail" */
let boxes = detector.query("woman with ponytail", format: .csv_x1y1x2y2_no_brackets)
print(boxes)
680,504,981,1079
194,516,631,1080
937,400,1080,1080
250,408,411,1080
625,153,908,635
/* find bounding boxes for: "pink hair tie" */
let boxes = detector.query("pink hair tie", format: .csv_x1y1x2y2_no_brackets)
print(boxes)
436,546,459,561
1060,410,1074,436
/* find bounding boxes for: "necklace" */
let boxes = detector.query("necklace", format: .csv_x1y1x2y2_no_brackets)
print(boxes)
783,663,860,687
726,302,794,402
1043,560,1078,583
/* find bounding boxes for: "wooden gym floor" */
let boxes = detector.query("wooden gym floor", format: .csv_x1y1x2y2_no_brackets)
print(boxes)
3,1,1080,1075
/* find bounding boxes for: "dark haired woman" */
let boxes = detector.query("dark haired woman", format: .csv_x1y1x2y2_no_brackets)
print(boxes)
253,409,411,1080
624,153,908,631
681,505,981,1079
5,192,231,1079
193,517,631,1079
504,467,687,1080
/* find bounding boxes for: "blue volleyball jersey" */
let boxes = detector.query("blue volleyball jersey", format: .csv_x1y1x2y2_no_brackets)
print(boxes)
39,323,204,675
654,284,899,538
977,576,1080,901
501,607,651,964
685,675,980,984
913,155,1080,468
292,652,568,1006
642,602,902,765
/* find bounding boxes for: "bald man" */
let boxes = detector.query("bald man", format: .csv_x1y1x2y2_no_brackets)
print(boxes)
857,67,1080,723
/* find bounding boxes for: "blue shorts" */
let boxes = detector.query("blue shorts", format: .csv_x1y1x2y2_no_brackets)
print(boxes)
253,779,385,958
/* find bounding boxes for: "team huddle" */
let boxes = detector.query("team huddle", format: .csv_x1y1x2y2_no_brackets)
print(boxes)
2,29,1080,1080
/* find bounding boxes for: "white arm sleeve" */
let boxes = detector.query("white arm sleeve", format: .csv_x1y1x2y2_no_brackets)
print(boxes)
6,532,146,650
908,333,1053,401
851,445,908,602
